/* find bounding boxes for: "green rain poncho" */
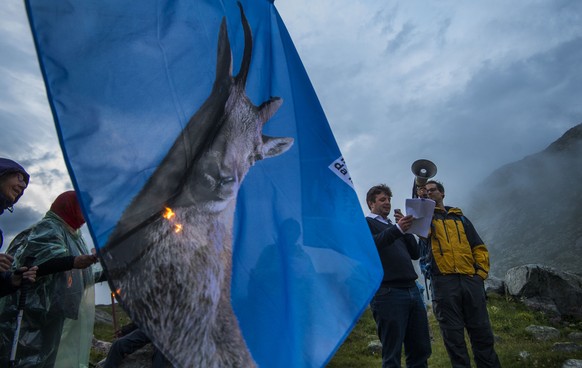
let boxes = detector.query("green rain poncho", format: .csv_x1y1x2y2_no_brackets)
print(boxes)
0,208,100,368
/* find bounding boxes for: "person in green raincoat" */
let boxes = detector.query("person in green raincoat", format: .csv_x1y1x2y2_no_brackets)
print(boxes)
0,190,101,368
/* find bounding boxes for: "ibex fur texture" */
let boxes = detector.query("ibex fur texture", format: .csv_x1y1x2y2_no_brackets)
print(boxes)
101,4,293,367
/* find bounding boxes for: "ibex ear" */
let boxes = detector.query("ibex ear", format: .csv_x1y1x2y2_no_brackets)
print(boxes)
261,136,294,159
258,97,283,125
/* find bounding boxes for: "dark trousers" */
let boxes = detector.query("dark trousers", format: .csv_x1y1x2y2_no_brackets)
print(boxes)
431,274,501,368
371,286,432,368
103,329,169,368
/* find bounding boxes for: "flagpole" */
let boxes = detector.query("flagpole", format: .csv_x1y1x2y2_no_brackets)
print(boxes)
111,292,118,337
9,256,36,367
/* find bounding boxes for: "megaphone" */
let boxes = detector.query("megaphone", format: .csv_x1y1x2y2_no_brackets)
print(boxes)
411,159,437,187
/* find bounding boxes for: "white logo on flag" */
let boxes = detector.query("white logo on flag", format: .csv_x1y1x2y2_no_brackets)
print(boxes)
328,156,354,189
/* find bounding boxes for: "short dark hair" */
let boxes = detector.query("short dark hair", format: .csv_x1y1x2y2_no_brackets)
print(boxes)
366,184,392,209
426,180,444,194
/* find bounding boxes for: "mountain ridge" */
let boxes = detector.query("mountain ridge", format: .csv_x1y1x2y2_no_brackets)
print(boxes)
466,123,582,278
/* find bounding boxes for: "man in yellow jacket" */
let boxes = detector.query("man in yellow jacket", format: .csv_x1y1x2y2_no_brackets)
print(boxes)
421,180,500,368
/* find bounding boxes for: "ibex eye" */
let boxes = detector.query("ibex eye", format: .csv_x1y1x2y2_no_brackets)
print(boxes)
249,153,262,163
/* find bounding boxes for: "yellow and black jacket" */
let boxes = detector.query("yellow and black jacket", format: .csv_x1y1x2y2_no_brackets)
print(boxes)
421,206,490,280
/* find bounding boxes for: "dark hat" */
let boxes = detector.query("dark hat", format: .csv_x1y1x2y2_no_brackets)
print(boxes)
0,158,30,211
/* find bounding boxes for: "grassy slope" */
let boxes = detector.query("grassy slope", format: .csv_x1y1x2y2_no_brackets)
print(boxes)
91,304,131,364
91,294,582,367
328,294,582,368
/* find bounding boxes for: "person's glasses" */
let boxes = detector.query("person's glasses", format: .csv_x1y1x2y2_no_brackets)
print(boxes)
426,188,439,193
15,173,26,185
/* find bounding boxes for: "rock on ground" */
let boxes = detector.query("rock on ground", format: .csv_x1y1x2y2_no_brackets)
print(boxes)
563,359,582,368
524,325,560,341
553,342,582,353
505,264,582,320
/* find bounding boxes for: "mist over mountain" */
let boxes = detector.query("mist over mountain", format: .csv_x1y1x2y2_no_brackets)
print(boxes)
466,123,582,278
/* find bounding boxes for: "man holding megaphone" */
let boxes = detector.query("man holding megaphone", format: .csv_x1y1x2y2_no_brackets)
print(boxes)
420,180,501,368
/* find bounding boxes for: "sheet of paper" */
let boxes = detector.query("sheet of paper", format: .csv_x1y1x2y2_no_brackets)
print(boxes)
404,198,436,238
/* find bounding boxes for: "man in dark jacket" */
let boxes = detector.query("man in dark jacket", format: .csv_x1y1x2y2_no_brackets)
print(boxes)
366,184,431,368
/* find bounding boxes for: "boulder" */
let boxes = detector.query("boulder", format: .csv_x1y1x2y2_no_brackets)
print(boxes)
92,338,112,356
505,264,582,319
563,359,582,368
517,351,530,361
484,276,504,295
525,325,560,341
367,340,382,356
552,342,582,352
94,308,114,325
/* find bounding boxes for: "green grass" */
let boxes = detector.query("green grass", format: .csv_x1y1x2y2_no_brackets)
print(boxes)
90,304,131,365
90,295,582,367
328,293,582,367
326,308,382,367
93,304,131,341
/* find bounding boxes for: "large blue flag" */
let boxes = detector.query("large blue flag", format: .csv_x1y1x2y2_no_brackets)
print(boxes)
25,1,382,367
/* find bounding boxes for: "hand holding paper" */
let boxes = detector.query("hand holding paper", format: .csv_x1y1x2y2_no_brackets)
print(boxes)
404,198,436,237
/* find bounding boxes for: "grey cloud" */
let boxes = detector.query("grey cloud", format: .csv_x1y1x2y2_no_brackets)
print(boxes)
30,168,68,188
370,4,399,37
0,152,65,187
342,29,582,206
0,112,33,153
16,151,58,168
0,205,43,250
0,41,39,111
393,36,582,202
435,18,451,48
0,100,54,156
0,43,37,80
386,22,416,54
2,0,581,220
441,36,582,150
547,0,582,14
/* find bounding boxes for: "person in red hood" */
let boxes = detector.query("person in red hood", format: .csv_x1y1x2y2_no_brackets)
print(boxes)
0,190,101,368
49,191,86,230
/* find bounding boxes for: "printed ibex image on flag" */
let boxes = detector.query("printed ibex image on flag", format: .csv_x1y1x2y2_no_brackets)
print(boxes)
25,1,382,367
102,5,292,367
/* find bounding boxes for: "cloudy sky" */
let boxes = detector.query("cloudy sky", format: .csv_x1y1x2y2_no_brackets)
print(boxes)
1,0,582,303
